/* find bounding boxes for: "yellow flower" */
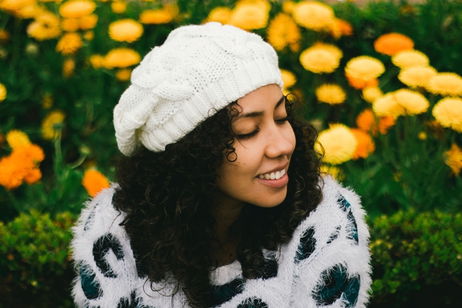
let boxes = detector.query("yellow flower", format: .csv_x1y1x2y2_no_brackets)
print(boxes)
0,29,9,42
139,4,179,24
79,14,98,30
315,124,357,165
56,32,83,55
6,130,31,149
61,18,80,32
89,54,104,68
104,48,141,69
315,84,346,104
83,30,94,40
299,43,342,74
82,168,110,197
292,1,335,31
115,69,131,81
205,7,232,24
432,97,462,132
373,92,405,118
63,58,75,77
393,88,429,115
345,56,385,82
267,13,300,52
229,0,270,30
27,11,61,40
280,69,296,89
444,144,462,176
41,110,65,139
320,164,344,180
392,49,429,69
59,0,96,18
427,72,462,96
109,19,143,43
111,0,127,14
362,86,383,103
398,66,437,88
0,83,7,102
0,0,35,12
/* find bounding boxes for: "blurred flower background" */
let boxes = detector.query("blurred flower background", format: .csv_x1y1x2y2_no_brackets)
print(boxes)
0,0,461,307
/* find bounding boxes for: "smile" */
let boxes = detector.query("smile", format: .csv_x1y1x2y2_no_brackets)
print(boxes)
257,169,286,180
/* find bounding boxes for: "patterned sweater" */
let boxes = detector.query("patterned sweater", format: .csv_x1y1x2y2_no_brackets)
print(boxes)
71,176,371,308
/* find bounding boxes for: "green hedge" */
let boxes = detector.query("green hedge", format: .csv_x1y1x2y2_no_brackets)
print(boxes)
1,209,461,307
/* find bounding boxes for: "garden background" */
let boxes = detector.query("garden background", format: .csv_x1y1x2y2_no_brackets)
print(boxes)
0,0,461,307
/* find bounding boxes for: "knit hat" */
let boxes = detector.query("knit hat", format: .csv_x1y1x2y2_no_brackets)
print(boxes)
113,22,283,156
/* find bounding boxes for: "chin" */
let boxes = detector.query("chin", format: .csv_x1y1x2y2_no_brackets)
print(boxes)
251,188,288,208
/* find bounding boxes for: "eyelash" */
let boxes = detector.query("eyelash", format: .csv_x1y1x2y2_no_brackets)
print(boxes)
236,117,289,140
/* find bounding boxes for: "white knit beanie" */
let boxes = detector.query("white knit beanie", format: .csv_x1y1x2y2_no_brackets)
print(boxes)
113,22,283,156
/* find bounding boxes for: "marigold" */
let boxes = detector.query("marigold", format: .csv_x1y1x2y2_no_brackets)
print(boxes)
61,18,80,32
351,128,375,159
345,56,385,82
362,86,383,103
6,130,31,149
374,32,414,56
0,83,6,102
320,164,343,181
315,124,357,165
356,109,375,132
280,69,296,89
27,12,61,40
267,13,300,52
347,76,378,90
56,32,83,55
444,144,462,176
63,58,75,77
229,0,270,30
205,7,232,24
398,66,437,88
0,29,10,41
115,69,131,81
109,19,143,43
83,30,94,40
139,4,178,24
14,144,45,164
427,72,462,96
393,88,429,115
315,84,346,104
372,92,405,118
82,168,110,197
24,167,42,184
111,1,127,14
392,49,429,69
41,110,65,140
282,1,296,14
292,1,335,31
0,0,35,12
89,54,105,69
299,43,342,74
104,48,141,69
329,18,353,39
59,0,96,18
79,14,98,30
432,97,462,132
378,116,396,134
0,156,29,190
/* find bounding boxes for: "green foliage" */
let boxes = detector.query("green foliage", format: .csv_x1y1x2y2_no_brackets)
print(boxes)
369,209,462,307
0,210,75,307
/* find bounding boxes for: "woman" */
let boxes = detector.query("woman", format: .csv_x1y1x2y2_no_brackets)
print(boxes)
71,22,371,308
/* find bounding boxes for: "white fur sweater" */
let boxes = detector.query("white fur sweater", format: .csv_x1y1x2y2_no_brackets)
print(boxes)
71,176,371,308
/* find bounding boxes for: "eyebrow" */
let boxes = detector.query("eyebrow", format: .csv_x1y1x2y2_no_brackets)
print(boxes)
237,95,286,119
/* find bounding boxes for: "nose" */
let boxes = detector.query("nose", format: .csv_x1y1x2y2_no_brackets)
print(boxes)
264,125,295,159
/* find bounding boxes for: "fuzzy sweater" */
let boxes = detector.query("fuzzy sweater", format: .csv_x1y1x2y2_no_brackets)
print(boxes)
71,176,371,308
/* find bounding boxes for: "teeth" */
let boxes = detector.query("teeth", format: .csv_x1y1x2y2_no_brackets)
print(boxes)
258,169,286,180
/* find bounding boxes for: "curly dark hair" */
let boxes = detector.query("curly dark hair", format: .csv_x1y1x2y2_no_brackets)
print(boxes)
112,96,323,307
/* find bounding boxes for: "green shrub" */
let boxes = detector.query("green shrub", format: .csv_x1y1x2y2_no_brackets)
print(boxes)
369,209,462,307
0,210,75,308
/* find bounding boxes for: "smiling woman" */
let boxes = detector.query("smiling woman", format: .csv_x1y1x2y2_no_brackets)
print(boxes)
70,22,371,308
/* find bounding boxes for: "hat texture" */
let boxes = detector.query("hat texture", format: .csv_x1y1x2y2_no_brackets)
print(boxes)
113,22,283,156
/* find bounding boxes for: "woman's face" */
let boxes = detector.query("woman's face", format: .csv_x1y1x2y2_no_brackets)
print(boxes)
216,84,296,208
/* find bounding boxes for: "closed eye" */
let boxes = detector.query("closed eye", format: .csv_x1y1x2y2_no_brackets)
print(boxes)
276,117,289,124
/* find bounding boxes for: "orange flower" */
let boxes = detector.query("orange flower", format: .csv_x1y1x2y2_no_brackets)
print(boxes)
82,168,110,197
351,128,375,159
24,168,42,184
374,32,414,56
378,116,396,134
356,109,375,132
347,76,378,90
330,18,353,38
14,144,45,163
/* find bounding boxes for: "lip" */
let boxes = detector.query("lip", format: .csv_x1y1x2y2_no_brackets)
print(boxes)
256,172,289,188
257,164,289,176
